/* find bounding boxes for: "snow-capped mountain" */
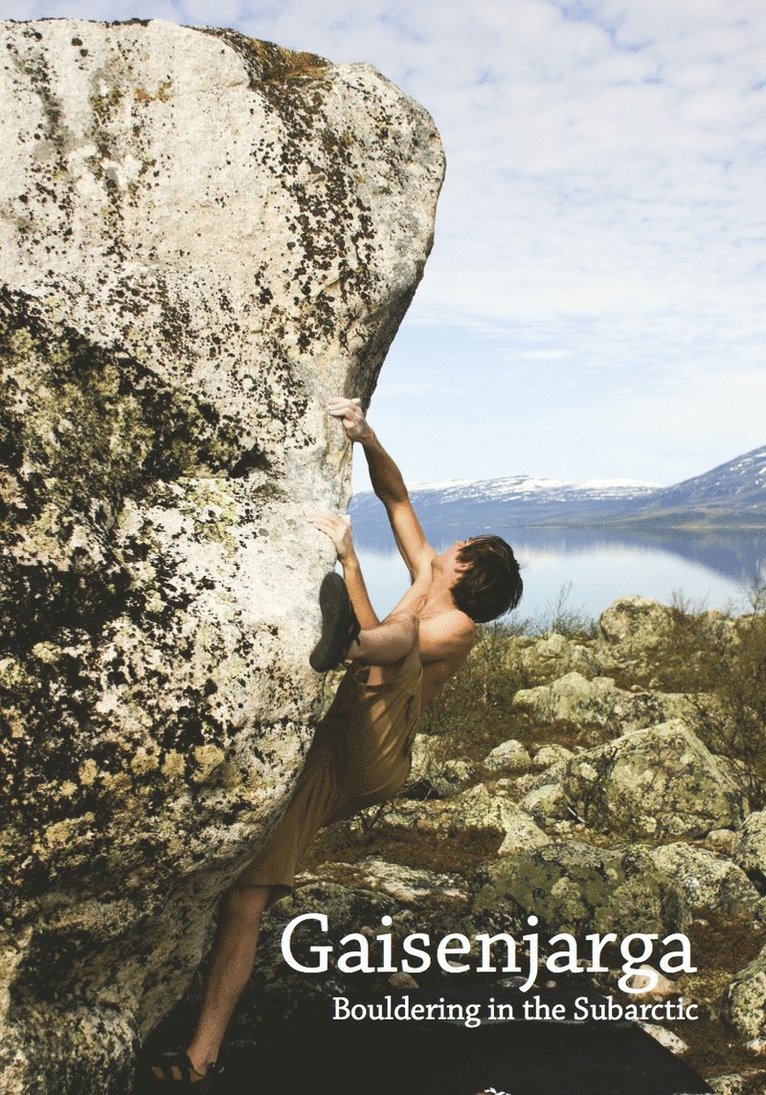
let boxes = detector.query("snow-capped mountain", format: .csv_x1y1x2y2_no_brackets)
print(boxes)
643,446,766,518
350,444,766,542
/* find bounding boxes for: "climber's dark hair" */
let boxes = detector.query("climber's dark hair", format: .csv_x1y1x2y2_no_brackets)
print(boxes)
450,535,523,623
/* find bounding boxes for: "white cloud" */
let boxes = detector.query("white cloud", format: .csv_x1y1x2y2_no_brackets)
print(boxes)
1,0,763,482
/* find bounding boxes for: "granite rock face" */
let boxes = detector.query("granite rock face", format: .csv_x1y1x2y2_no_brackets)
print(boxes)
0,18,443,1094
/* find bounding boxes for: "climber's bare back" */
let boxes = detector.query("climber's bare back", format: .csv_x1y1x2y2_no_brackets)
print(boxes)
344,507,475,705
380,543,477,707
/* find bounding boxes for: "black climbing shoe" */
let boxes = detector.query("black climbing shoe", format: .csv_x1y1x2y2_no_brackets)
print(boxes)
309,572,361,672
144,1046,223,1090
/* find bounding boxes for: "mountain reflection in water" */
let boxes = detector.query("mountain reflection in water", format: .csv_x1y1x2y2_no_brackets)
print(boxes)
353,525,766,623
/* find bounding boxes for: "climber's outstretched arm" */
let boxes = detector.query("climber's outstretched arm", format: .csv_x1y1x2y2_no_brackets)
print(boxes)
326,397,435,581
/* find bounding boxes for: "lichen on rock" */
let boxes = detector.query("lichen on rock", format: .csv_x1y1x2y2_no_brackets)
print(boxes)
0,17,443,1094
561,720,747,840
471,840,689,940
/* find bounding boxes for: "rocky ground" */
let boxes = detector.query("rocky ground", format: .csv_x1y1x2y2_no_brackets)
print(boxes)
229,595,766,1095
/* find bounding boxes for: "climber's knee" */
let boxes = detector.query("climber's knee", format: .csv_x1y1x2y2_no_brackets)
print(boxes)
220,881,271,926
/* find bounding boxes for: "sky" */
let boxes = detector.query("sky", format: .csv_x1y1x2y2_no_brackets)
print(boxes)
3,0,765,491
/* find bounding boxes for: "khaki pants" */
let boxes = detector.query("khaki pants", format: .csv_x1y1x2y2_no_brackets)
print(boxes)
237,660,422,902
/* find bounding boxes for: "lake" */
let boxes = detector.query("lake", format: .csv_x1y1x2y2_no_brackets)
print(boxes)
354,526,766,627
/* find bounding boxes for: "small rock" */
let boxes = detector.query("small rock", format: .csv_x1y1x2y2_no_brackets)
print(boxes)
639,1022,688,1056
533,743,574,769
389,972,419,990
619,965,676,1000
483,739,532,774
706,829,737,856
518,783,570,826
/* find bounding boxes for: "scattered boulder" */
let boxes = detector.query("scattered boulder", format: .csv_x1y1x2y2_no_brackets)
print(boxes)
639,1022,688,1056
562,721,747,840
733,811,766,890
518,783,571,826
483,738,532,774
623,967,677,1001
300,857,468,907
706,829,738,856
471,841,689,938
513,671,697,736
708,1072,766,1095
533,743,574,769
648,843,762,917
722,944,766,1041
378,784,551,856
597,597,679,659
596,596,736,676
496,813,552,857
516,631,603,682
407,735,477,797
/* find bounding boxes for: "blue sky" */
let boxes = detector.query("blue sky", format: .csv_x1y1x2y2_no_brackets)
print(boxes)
4,0,765,491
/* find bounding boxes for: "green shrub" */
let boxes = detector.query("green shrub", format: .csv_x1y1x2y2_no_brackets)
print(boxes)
419,621,531,759
652,585,766,808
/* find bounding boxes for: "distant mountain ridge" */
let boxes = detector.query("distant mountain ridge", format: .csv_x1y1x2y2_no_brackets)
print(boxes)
351,444,766,538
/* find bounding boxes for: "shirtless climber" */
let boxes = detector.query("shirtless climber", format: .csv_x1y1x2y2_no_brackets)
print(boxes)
147,397,523,1088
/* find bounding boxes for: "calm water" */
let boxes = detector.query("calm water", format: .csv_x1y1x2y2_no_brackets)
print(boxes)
355,527,766,626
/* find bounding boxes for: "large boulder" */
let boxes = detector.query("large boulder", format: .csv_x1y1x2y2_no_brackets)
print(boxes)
0,18,443,1095
562,721,747,840
596,596,736,676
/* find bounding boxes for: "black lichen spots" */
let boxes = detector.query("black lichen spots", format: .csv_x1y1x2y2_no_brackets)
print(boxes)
0,288,268,651
230,444,269,479
197,27,380,351
5,29,75,228
1,632,93,803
